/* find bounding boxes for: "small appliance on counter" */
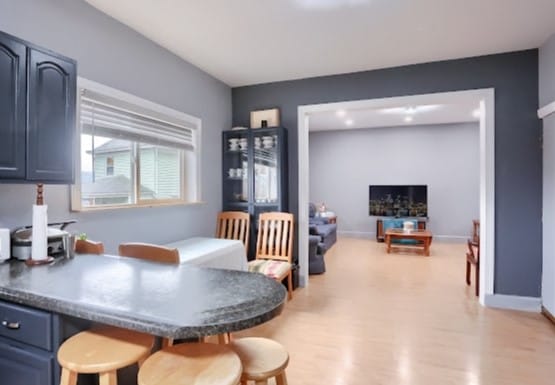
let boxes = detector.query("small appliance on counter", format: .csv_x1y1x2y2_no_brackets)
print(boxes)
11,220,76,261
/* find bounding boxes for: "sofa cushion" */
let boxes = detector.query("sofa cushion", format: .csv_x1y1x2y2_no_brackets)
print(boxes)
248,260,291,280
315,223,336,238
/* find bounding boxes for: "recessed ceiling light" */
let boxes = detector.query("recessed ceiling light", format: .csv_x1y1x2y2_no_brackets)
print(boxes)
379,104,441,115
472,108,481,118
336,109,347,117
404,116,413,123
294,0,368,10
345,119,354,126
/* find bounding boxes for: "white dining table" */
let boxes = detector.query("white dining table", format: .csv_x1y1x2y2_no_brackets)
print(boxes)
164,237,248,271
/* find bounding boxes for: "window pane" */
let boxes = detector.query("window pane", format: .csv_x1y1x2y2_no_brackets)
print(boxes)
138,143,182,201
80,134,135,207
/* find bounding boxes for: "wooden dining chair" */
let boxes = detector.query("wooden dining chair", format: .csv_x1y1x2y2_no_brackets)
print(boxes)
466,238,480,297
118,242,180,264
248,212,294,300
216,211,250,255
118,242,180,347
74,239,105,254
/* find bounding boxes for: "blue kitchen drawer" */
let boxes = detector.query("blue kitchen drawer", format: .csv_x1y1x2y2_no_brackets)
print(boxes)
0,300,52,351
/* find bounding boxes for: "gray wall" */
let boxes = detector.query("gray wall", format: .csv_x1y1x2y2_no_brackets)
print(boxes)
541,33,555,313
309,123,479,240
233,50,541,297
0,0,231,253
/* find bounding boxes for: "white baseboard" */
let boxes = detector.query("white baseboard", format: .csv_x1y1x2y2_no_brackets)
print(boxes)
484,294,541,312
337,230,373,238
434,235,467,243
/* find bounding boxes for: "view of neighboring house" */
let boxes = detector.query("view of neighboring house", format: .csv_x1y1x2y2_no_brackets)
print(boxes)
82,138,181,206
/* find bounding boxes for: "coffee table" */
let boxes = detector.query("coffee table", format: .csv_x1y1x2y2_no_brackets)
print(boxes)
384,229,433,256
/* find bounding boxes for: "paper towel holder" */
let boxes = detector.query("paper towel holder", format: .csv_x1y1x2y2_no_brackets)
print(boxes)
25,184,54,266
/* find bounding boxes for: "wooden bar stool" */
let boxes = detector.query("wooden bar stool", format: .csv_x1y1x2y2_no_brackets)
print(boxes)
57,328,154,385
138,342,242,385
230,337,289,385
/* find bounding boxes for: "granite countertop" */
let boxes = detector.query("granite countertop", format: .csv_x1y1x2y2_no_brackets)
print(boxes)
0,254,286,338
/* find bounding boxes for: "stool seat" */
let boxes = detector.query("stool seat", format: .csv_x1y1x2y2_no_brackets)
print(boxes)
58,328,154,374
230,337,289,383
138,342,242,385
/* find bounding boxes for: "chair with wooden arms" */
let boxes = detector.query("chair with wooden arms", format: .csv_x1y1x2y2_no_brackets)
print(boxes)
215,211,250,255
74,239,105,254
118,242,180,264
466,238,480,297
248,212,294,300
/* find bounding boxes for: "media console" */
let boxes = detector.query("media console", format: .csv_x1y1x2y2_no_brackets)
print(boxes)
376,218,428,242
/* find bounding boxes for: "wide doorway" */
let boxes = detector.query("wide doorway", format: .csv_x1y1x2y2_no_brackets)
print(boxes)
297,89,494,306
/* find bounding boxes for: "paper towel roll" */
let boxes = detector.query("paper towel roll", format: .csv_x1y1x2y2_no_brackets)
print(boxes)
31,204,48,260
0,228,10,261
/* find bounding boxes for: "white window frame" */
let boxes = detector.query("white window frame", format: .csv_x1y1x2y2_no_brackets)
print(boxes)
71,77,202,211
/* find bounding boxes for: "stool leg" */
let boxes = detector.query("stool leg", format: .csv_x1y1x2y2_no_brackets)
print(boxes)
218,333,228,344
99,371,118,385
276,372,288,385
254,381,268,385
59,368,78,385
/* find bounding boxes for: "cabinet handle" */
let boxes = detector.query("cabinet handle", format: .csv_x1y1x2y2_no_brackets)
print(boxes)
1,320,21,330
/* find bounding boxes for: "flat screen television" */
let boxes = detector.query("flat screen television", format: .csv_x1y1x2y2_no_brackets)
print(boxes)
369,185,427,217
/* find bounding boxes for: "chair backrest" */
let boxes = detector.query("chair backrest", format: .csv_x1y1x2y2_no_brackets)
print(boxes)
215,211,250,252
75,239,105,255
118,242,179,264
255,212,294,263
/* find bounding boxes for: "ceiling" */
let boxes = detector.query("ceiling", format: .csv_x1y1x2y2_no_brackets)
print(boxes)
85,0,555,87
308,100,480,131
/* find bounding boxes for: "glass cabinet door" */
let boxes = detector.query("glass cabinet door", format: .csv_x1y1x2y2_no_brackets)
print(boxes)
253,130,279,206
223,131,249,205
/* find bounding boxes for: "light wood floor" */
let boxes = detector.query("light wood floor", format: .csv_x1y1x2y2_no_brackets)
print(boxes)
234,237,555,385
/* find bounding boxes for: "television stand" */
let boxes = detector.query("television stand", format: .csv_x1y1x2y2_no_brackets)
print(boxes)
376,217,427,242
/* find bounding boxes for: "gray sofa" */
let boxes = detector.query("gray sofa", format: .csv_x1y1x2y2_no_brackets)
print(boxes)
309,235,326,274
309,203,337,253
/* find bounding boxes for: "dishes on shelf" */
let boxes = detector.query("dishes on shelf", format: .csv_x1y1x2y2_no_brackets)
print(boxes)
228,138,239,151
262,136,273,149
228,168,248,179
239,138,248,150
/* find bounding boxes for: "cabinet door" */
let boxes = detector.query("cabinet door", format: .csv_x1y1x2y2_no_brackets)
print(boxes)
0,338,53,385
27,48,76,183
0,33,26,179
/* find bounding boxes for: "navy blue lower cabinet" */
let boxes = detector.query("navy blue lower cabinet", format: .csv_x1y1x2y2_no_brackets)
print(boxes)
0,337,53,385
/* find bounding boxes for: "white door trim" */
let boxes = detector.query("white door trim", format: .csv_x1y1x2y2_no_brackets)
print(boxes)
538,100,555,119
298,89,495,306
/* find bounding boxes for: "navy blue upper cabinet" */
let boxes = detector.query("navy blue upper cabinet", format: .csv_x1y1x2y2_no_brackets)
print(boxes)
27,48,76,183
0,33,26,179
0,31,76,184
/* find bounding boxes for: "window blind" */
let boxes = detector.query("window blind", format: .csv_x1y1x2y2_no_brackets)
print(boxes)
79,89,195,150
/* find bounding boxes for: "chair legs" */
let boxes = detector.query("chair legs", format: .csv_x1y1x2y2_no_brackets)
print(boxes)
287,272,293,301
466,260,479,297
475,265,480,297
465,261,471,285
